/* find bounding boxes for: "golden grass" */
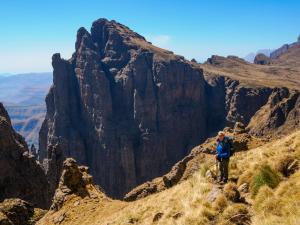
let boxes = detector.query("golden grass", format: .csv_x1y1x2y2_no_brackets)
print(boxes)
201,47,300,90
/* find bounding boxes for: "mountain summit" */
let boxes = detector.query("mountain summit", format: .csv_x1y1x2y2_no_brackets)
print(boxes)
39,18,207,198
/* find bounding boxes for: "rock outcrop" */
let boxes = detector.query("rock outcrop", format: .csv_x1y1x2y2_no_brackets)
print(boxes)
254,53,271,65
0,198,46,225
0,103,50,209
39,19,207,198
50,158,95,211
270,35,300,59
247,88,300,137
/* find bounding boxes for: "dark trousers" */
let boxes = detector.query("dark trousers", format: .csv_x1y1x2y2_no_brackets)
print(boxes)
218,158,229,182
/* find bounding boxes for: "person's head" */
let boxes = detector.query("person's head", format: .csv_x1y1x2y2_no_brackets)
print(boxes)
218,131,225,141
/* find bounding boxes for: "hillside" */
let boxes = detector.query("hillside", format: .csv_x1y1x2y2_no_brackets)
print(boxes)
201,45,300,91
38,128,300,225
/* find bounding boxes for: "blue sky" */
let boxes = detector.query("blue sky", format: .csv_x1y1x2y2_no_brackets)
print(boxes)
0,0,299,73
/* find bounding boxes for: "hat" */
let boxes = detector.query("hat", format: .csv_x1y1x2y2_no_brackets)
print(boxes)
218,131,225,136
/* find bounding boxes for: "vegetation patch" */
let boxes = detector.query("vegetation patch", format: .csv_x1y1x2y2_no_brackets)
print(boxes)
250,165,281,197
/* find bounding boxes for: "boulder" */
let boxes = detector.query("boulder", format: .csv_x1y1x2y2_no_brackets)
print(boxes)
50,158,94,211
254,53,271,65
238,183,249,193
191,58,197,63
0,199,33,225
234,122,246,134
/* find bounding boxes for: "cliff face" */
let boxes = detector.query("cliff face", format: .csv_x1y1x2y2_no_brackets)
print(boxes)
0,103,50,209
39,19,207,198
39,19,300,199
205,75,300,137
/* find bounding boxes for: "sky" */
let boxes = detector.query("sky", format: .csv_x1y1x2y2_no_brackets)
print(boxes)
0,0,299,73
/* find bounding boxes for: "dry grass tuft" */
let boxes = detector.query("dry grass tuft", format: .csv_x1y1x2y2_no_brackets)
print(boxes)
220,203,250,225
273,154,298,177
212,194,228,212
237,170,254,187
223,183,240,202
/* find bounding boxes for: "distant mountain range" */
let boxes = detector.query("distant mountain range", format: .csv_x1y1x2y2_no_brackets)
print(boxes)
0,72,52,147
0,72,52,106
243,49,273,62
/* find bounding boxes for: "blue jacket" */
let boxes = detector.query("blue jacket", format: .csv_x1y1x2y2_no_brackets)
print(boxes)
216,136,232,159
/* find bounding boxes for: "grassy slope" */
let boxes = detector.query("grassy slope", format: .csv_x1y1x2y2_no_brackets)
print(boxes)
38,130,300,225
200,44,300,91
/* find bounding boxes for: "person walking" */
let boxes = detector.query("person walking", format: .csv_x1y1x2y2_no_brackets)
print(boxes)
215,131,233,184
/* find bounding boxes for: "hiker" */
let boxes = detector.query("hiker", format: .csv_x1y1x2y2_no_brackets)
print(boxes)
215,131,233,184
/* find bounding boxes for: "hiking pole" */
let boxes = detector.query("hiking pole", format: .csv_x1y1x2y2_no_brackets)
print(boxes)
215,156,219,182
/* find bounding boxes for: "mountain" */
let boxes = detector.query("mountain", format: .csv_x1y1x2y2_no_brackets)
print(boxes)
0,103,51,209
39,18,300,201
39,18,207,198
0,73,52,106
0,73,52,147
270,35,300,59
244,49,273,63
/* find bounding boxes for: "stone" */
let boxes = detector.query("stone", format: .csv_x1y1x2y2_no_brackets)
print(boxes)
238,183,249,193
152,212,163,222
287,159,298,176
205,170,215,179
234,122,246,134
50,158,94,211
0,199,34,225
254,53,271,65
53,213,66,224
172,212,183,219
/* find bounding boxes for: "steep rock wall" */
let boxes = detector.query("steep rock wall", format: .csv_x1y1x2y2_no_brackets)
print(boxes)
39,19,207,198
0,103,50,209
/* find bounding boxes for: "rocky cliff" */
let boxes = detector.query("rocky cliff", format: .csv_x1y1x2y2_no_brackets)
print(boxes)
0,103,50,209
39,19,207,198
39,19,300,199
270,35,300,59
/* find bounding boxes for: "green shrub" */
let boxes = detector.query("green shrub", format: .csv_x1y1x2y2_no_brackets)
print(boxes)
250,165,281,197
